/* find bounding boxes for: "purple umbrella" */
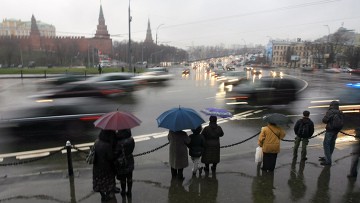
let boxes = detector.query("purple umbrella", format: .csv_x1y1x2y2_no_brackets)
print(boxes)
200,107,232,118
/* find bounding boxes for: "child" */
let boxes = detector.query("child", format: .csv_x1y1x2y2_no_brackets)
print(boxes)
188,125,205,176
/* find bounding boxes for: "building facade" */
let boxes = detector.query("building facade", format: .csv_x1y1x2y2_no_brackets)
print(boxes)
0,18,56,37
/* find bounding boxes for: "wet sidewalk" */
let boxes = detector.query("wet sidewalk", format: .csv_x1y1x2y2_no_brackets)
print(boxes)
0,142,359,203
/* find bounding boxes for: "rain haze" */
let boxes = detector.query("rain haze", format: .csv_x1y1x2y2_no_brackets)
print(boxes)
1,0,359,48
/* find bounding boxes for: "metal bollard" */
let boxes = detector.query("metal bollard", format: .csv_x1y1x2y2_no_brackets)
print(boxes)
66,141,74,177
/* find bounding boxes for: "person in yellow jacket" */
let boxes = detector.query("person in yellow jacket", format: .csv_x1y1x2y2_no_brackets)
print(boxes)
258,123,286,171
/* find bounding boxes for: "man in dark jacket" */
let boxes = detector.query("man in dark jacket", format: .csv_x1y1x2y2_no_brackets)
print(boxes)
293,110,314,161
320,100,344,166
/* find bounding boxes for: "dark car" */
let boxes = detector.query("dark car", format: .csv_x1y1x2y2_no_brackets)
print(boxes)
37,74,87,90
0,98,116,137
225,77,299,106
32,83,125,99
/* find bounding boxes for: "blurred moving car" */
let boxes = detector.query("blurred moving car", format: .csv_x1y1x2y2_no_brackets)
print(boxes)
217,71,248,86
37,74,86,90
0,98,116,137
301,65,314,72
340,66,353,73
350,69,360,75
225,76,299,106
133,67,174,82
182,68,190,75
31,83,125,99
251,69,262,75
244,66,253,71
324,68,341,73
270,70,284,77
72,72,145,92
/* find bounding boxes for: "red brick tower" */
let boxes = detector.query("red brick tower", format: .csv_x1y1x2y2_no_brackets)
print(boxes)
29,14,41,50
94,4,110,39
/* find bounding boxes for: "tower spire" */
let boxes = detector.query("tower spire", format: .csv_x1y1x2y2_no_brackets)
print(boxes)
144,18,154,44
95,3,110,39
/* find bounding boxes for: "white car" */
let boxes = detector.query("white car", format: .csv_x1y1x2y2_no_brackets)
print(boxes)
324,68,341,73
133,70,174,82
340,66,353,73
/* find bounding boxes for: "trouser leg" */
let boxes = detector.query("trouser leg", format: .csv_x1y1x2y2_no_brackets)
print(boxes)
177,168,184,179
293,137,301,158
323,132,333,164
301,138,309,159
330,133,338,155
119,175,126,195
171,167,177,178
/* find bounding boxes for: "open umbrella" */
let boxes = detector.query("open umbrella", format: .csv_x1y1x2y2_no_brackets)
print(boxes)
94,110,141,130
200,107,232,118
157,107,205,131
262,113,292,125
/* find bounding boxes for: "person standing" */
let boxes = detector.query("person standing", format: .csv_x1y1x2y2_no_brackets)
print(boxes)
347,128,360,179
258,123,286,171
114,129,135,197
93,130,116,202
98,63,103,74
320,100,344,166
201,116,224,173
293,110,314,161
188,125,205,176
168,130,191,180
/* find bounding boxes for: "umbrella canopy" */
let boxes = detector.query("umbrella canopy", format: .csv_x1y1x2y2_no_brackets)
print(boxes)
262,113,292,125
157,107,205,131
200,107,232,118
94,110,141,130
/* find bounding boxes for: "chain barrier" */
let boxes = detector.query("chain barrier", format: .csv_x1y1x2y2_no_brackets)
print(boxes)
133,142,169,157
1,129,357,166
0,147,65,167
220,132,260,148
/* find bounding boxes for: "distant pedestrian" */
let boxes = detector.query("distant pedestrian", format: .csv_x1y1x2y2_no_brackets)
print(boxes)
258,123,286,171
93,130,116,202
168,130,191,180
188,125,205,176
347,128,360,179
201,116,224,173
98,64,103,74
319,101,344,166
293,110,314,161
114,129,135,197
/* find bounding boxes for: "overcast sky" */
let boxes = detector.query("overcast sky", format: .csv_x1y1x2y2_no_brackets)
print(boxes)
1,0,359,49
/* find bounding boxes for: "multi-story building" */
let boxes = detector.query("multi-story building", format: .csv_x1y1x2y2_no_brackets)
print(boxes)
0,18,55,37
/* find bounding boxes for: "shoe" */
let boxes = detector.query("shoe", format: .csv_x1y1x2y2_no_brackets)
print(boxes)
301,157,308,161
320,161,331,166
318,157,325,161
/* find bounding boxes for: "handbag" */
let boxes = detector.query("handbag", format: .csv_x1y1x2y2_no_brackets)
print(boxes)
255,146,263,163
86,145,95,164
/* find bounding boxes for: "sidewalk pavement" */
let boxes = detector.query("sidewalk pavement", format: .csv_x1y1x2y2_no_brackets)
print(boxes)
0,142,359,203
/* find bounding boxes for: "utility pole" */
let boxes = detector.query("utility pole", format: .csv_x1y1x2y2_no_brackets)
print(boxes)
128,0,133,74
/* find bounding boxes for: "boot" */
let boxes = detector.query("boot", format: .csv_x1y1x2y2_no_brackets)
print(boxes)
120,181,126,197
126,180,133,197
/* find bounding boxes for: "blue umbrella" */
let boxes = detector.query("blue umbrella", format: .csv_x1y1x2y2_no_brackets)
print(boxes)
200,107,232,118
157,107,205,131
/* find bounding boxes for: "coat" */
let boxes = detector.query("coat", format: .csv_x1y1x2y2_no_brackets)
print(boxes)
201,123,224,164
294,117,315,138
114,136,135,176
92,139,116,193
168,131,190,169
188,133,205,158
322,107,344,132
258,124,286,154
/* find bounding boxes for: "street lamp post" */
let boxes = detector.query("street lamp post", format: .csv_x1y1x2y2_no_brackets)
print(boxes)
128,0,133,74
156,24,164,45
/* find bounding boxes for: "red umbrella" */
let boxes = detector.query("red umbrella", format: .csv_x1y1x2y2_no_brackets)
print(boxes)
94,110,141,130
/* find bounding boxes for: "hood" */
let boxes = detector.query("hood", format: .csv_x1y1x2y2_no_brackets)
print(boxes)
329,101,340,110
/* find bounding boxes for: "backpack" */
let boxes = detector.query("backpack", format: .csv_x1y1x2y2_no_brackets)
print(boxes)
297,120,312,138
330,112,344,130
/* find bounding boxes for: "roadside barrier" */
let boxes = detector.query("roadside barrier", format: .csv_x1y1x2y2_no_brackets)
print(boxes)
0,129,356,177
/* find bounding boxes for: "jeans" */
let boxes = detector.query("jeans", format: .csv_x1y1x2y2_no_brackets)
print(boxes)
323,131,338,164
293,137,309,159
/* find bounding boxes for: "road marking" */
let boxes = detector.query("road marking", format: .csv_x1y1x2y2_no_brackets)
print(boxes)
17,152,50,160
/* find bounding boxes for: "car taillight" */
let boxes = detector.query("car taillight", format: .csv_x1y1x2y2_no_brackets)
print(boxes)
79,115,102,121
101,89,124,95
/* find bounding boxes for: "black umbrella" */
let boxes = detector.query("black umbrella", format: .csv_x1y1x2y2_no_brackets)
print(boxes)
262,113,292,125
